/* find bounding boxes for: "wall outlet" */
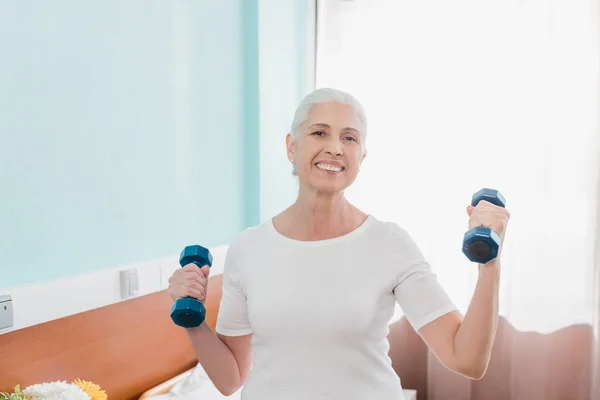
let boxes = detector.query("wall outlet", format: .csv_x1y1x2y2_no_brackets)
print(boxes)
0,295,14,329
119,268,139,299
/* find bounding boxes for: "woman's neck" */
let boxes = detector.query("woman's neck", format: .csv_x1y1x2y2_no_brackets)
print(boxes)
274,188,368,241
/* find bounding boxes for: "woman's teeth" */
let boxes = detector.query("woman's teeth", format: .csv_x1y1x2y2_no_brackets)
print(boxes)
316,163,343,172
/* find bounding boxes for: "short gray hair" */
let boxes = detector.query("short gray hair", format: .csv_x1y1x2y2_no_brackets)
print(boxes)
290,87,367,142
289,88,367,176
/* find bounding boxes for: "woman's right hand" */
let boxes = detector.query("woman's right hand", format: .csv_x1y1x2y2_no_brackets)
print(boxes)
168,263,210,303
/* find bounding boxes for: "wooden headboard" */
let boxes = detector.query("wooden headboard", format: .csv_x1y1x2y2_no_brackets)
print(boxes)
0,275,223,400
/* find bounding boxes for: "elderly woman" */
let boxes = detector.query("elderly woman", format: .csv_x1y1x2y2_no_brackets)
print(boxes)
168,88,510,400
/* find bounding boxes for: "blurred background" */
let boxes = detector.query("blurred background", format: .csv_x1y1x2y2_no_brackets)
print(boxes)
317,1,600,398
1,0,599,399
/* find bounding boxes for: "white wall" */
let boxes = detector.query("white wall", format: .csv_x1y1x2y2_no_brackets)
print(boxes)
0,246,229,335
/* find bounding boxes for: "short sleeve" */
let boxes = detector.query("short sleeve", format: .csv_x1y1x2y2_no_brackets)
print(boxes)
215,242,253,336
391,226,459,332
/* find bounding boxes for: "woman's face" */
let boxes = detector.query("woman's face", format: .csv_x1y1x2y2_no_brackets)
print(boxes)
286,102,366,195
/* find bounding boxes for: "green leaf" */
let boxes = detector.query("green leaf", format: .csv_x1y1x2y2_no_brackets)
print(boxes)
0,385,31,400
0,385,29,400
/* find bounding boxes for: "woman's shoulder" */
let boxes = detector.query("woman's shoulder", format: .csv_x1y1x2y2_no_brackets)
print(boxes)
364,214,412,240
221,221,272,275
366,215,427,263
226,219,273,252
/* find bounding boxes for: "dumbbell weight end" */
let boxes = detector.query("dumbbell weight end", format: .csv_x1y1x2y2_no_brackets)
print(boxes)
170,297,207,328
462,226,502,264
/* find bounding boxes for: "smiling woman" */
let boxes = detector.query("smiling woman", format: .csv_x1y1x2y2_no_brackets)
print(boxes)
164,87,511,399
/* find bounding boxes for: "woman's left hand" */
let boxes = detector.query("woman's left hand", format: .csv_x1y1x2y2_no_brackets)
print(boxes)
466,201,511,250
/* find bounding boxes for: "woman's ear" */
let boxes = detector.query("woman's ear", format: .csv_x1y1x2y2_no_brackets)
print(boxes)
358,150,367,171
286,133,296,162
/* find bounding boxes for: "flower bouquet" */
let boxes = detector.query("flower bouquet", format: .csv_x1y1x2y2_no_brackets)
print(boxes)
1,379,107,400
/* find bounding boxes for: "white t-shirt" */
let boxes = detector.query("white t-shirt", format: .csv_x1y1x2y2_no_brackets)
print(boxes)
215,214,458,400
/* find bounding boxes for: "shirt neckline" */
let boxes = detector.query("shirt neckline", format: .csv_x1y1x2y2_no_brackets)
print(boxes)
267,214,375,247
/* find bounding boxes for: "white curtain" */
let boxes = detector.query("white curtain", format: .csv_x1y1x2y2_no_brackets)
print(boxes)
317,0,599,334
317,2,599,396
317,0,600,396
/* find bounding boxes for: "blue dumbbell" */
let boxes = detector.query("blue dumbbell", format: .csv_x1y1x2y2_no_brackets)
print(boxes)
462,188,506,264
170,245,213,328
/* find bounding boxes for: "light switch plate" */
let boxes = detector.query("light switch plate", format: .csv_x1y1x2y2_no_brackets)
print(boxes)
0,294,14,329
119,268,139,299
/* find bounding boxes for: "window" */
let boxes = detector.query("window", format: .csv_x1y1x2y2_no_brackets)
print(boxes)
316,0,600,333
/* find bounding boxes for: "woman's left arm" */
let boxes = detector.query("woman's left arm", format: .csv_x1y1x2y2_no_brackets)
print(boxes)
417,201,510,380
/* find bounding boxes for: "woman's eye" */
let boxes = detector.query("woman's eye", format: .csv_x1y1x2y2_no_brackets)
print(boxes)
344,136,357,142
312,131,325,136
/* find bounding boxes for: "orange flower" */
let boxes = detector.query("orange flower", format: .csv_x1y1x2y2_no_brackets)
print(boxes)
72,379,107,400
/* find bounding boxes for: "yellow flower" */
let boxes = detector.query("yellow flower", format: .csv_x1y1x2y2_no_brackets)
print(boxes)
72,379,107,400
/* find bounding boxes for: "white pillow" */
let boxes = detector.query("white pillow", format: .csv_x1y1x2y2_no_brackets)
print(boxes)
157,362,242,399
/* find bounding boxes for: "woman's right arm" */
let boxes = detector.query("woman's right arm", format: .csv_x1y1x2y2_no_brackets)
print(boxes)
168,263,253,396
185,324,253,396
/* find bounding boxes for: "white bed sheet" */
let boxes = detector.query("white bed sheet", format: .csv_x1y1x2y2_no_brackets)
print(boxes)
147,363,416,400
147,363,241,400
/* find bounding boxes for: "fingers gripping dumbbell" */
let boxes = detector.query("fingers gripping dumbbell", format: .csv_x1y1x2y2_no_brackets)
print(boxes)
170,245,213,328
461,188,506,264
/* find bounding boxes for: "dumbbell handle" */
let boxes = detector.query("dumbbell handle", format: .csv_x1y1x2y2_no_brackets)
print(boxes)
182,257,209,269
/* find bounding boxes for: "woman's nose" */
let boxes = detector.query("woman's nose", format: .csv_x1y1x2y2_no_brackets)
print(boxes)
325,136,343,156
